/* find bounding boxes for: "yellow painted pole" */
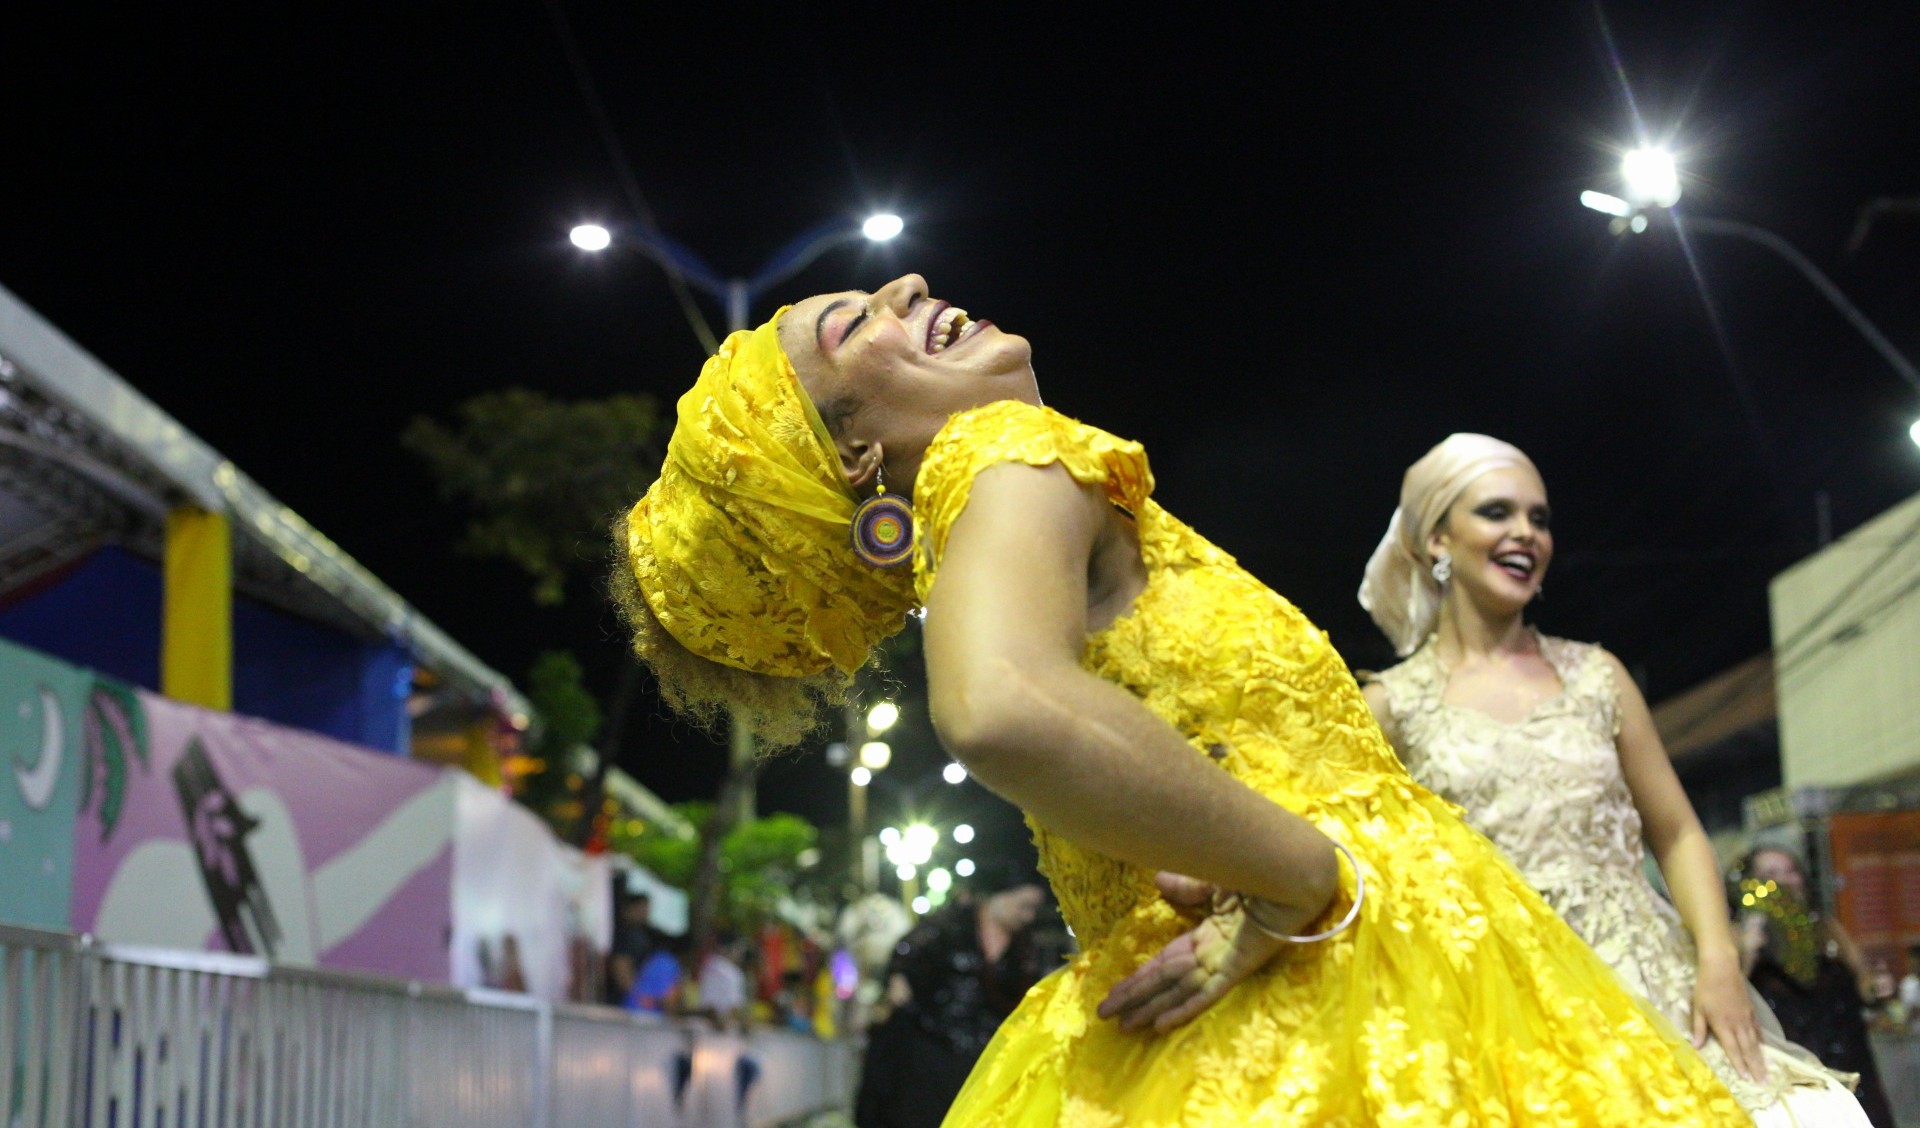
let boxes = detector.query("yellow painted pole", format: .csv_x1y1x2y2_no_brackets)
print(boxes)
161,507,232,711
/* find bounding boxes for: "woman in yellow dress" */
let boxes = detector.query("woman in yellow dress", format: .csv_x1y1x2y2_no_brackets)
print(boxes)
614,273,1749,1125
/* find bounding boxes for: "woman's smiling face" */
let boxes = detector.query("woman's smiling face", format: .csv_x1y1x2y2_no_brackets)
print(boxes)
780,273,1039,488
1429,466,1553,611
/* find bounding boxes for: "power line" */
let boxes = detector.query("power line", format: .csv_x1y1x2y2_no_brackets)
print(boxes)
542,0,720,356
1658,502,1920,747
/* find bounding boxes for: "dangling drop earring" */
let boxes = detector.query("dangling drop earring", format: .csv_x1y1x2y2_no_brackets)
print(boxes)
1430,553,1452,585
850,465,915,568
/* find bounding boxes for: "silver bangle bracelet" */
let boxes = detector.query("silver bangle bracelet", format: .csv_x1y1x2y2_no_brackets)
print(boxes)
1243,840,1366,944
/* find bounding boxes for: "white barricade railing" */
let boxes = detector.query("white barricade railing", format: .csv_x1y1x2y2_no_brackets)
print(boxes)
0,927,78,1126
0,924,852,1128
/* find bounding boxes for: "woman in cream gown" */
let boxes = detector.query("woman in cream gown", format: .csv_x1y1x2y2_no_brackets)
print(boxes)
1359,433,1868,1126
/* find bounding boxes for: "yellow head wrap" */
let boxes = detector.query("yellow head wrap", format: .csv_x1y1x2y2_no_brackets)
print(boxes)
625,310,918,677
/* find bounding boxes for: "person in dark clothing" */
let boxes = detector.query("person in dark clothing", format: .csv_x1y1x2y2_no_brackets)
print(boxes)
1740,848,1897,1128
854,868,1050,1128
607,891,657,1006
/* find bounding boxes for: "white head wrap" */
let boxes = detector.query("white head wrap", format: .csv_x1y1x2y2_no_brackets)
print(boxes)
1359,434,1540,657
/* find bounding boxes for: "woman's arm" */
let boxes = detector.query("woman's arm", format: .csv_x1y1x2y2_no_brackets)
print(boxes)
923,461,1338,917
1607,649,1767,1080
1360,681,1398,750
1825,917,1887,1003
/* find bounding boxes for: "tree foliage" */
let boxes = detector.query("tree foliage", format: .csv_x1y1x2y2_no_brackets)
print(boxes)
615,803,820,931
526,651,602,755
403,389,661,605
508,650,602,837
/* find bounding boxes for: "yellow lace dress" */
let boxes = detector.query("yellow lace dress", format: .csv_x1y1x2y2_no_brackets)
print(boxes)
1374,636,1867,1125
911,402,1748,1127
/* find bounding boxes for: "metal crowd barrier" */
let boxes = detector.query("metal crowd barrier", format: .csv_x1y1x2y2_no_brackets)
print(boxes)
0,924,852,1127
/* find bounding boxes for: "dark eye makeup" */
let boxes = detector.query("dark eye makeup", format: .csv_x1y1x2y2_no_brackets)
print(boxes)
1474,501,1553,530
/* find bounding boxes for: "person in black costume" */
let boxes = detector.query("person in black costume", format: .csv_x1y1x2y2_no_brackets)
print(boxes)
854,866,1050,1128
1740,848,1897,1128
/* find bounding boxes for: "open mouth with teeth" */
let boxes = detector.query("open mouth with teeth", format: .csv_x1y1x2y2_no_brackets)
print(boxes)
1493,551,1537,582
926,303,983,354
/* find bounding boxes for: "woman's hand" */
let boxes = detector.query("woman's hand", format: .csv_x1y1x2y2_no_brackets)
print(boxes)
1693,956,1768,1082
1095,873,1308,1033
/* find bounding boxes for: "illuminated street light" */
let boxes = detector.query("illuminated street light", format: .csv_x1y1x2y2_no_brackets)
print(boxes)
1579,146,1920,418
850,766,872,787
953,823,975,845
569,223,612,251
1579,191,1632,218
897,863,917,882
1621,147,1682,209
955,858,975,877
911,895,931,915
866,701,900,733
942,762,968,785
1910,418,1920,449
863,213,905,241
859,741,892,771
879,826,901,846
927,867,952,893
570,212,908,333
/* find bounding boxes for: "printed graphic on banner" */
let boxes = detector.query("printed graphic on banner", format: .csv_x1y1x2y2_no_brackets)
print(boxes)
0,638,88,928
1827,810,1920,978
72,687,457,981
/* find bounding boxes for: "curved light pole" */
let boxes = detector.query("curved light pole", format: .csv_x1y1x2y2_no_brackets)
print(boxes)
1584,149,1920,446
570,211,906,943
571,213,905,334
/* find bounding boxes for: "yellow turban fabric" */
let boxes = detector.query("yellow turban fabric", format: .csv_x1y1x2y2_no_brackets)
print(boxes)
1358,434,1539,657
625,311,918,677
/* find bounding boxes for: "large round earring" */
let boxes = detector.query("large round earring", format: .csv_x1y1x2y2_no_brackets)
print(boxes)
850,468,915,569
1430,553,1452,585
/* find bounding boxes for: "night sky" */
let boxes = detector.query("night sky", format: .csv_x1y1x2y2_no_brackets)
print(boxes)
5,5,1918,869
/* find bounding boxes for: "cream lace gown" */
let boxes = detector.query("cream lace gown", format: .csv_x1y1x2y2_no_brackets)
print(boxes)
1374,634,1868,1125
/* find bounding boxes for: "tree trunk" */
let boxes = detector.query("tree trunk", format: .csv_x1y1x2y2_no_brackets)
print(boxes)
686,713,759,960
571,659,643,848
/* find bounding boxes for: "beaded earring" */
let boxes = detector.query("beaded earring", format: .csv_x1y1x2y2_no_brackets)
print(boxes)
850,466,914,569
1430,553,1452,585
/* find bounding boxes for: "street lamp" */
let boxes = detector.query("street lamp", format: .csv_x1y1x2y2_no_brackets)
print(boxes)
866,701,900,733
1582,148,1920,442
570,212,907,333
569,224,612,251
1620,147,1681,210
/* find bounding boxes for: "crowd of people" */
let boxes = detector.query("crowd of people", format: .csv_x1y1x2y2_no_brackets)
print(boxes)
601,273,1908,1124
604,890,855,1036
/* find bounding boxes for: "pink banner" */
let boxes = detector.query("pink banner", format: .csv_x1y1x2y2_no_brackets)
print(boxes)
71,687,454,982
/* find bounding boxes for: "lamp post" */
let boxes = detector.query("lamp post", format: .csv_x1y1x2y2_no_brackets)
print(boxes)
1582,148,1920,448
841,699,899,890
571,212,905,334
573,210,906,830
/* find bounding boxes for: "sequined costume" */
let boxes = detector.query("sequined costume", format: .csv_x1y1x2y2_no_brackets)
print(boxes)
917,402,1747,1126
1373,635,1868,1125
